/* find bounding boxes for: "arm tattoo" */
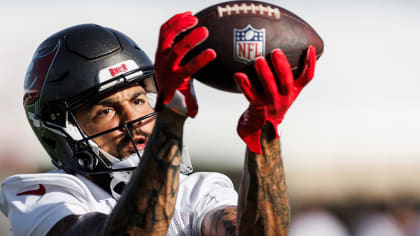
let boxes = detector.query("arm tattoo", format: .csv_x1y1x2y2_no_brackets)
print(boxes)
48,108,185,236
237,122,290,236
201,206,237,236
201,123,288,236
105,108,185,235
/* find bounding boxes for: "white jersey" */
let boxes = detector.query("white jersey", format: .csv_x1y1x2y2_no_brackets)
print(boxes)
0,170,238,236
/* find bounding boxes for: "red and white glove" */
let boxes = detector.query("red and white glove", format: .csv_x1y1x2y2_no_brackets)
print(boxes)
154,11,216,117
234,46,316,154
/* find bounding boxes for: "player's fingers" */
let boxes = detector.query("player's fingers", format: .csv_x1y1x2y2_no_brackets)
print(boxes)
233,72,257,102
295,45,316,88
162,11,192,28
158,12,197,51
172,26,209,65
254,57,278,102
162,12,196,38
271,49,293,95
179,48,216,78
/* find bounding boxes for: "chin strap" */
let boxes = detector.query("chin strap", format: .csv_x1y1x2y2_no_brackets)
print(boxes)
107,152,141,199
102,145,193,199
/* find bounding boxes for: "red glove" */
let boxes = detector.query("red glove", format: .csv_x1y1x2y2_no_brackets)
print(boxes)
154,12,216,117
234,46,316,154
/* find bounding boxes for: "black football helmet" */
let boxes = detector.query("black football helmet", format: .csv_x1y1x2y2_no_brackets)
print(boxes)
23,24,164,185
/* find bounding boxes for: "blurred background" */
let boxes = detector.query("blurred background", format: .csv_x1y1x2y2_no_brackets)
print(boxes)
1,0,420,235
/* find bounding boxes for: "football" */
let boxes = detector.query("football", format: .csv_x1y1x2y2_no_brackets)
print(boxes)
185,1,324,93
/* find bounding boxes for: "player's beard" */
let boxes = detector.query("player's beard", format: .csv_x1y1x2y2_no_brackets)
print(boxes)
116,131,151,159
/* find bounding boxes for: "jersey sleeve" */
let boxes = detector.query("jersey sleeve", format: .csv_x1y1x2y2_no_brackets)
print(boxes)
0,173,101,236
177,172,238,235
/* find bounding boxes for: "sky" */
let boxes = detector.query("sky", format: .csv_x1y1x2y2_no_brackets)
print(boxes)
0,0,419,180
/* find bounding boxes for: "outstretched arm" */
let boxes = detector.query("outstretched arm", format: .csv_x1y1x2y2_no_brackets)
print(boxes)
201,47,316,236
105,107,186,235
237,123,288,235
105,10,215,233
201,124,287,236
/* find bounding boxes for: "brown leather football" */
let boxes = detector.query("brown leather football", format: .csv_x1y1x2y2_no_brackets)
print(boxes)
184,1,324,93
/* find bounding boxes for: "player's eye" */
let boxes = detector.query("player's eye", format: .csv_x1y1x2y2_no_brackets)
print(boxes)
133,98,145,105
95,108,113,118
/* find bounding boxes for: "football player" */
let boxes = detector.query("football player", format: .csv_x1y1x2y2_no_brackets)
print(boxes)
0,12,316,235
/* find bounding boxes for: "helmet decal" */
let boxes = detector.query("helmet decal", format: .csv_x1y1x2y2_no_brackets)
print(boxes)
98,60,140,83
23,41,60,106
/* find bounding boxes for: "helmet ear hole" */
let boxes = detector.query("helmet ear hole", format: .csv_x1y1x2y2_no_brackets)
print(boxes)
74,151,96,171
41,102,67,127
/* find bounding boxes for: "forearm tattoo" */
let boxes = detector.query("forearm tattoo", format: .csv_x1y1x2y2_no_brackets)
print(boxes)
47,109,184,236
201,206,237,236
201,123,289,236
105,109,185,235
237,122,290,236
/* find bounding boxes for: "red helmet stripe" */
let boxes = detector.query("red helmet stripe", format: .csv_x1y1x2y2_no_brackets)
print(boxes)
23,44,59,106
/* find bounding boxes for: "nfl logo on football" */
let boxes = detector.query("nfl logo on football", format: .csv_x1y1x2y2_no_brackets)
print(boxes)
234,25,265,64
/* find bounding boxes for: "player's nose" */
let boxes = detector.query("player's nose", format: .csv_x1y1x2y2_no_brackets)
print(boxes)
120,105,151,131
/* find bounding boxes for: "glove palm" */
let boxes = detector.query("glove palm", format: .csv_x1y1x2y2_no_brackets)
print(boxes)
235,46,316,154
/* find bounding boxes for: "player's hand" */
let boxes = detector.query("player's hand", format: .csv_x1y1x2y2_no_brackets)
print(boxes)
234,46,316,154
154,11,216,117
